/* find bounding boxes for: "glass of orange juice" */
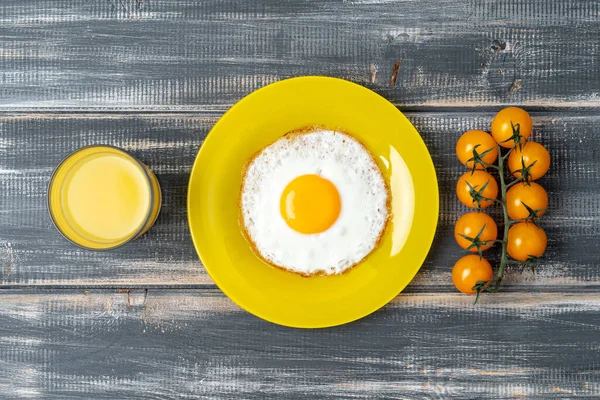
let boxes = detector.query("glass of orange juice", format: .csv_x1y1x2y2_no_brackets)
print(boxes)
48,145,161,250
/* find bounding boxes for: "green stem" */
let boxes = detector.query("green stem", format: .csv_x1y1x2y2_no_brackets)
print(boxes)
494,145,510,292
508,217,528,225
505,175,525,189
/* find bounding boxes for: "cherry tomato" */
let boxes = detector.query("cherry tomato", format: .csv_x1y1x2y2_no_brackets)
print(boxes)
507,222,547,261
508,141,550,180
452,255,493,294
456,130,498,169
506,182,548,220
491,107,532,148
456,170,498,209
454,212,498,251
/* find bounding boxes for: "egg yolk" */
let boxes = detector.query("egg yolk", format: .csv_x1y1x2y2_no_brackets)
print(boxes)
280,174,341,234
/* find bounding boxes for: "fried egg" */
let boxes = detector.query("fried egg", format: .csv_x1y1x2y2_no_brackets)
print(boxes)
240,128,389,276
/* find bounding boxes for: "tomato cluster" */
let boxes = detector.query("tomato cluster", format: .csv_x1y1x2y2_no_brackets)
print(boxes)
452,107,550,296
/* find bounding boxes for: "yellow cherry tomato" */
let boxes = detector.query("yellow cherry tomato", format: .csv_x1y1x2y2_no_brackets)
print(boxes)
454,212,498,251
452,255,493,294
456,170,498,209
506,182,548,220
507,222,547,261
456,130,498,169
508,141,550,180
491,107,532,148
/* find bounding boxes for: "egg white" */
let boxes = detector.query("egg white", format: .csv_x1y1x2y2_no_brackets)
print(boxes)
240,129,389,276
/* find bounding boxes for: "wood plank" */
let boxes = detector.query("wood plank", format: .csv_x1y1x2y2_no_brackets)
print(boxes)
0,0,599,109
0,289,598,398
0,111,597,289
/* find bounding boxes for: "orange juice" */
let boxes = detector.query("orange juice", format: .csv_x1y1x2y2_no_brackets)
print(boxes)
48,146,161,250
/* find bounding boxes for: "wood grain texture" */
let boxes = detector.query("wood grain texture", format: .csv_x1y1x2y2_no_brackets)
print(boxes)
1,112,598,289
0,0,599,109
2,0,600,398
0,289,598,399
0,113,207,286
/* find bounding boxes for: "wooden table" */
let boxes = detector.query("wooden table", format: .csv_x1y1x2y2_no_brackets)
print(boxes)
1,1,599,398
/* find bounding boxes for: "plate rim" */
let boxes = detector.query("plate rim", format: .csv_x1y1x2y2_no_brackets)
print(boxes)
187,75,439,328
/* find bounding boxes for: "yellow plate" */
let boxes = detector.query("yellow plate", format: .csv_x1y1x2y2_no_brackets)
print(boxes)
188,76,438,328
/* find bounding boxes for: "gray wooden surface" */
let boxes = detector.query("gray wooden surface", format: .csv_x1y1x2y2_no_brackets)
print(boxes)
1,0,599,398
